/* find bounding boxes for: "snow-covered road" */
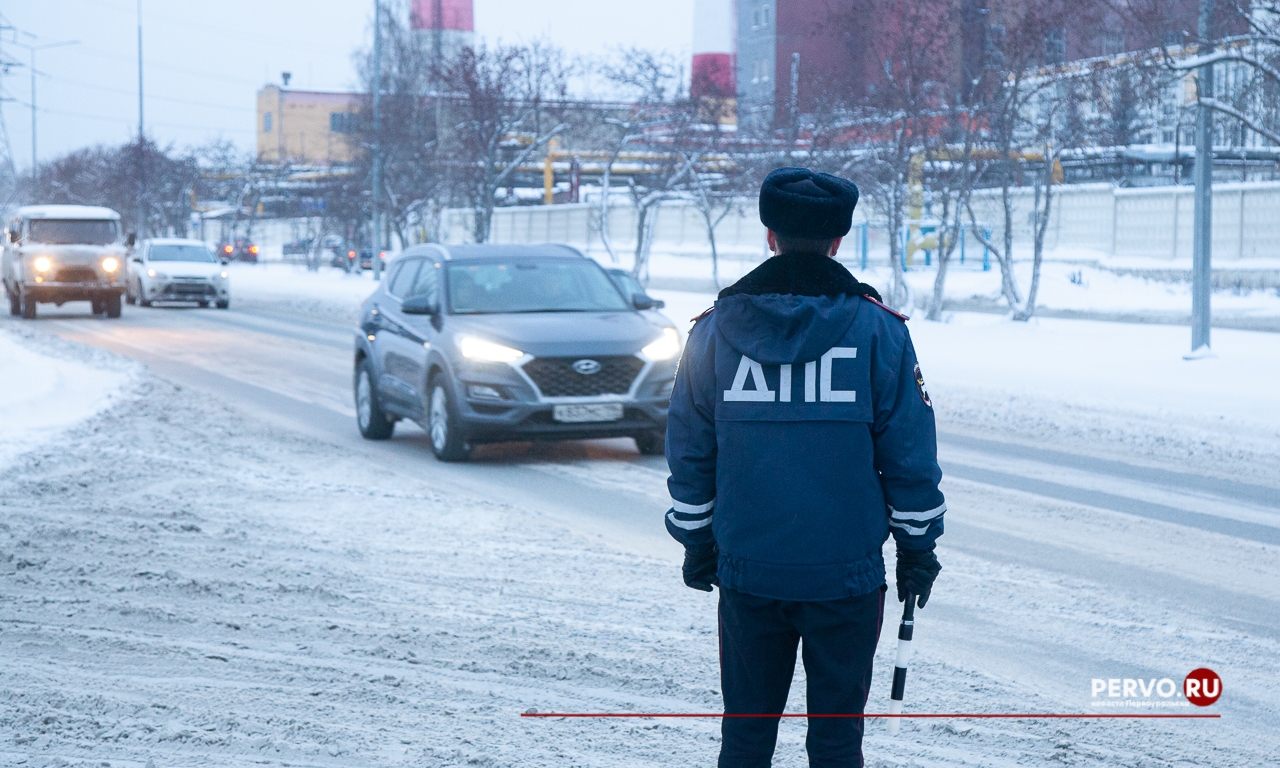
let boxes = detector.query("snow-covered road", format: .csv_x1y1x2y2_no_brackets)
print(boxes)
2,297,1278,767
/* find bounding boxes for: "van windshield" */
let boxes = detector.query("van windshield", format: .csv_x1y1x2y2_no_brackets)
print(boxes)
148,244,217,263
28,219,119,245
447,261,629,314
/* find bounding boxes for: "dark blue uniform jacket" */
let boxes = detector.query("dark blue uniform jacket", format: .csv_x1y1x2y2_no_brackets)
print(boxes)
664,256,945,601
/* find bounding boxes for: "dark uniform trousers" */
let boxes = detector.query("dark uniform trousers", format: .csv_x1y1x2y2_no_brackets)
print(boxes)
718,586,885,768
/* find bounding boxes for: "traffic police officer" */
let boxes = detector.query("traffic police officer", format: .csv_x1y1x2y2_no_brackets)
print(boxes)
664,167,945,767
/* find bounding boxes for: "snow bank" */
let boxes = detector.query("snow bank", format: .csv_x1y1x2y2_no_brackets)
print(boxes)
0,331,132,469
227,262,380,323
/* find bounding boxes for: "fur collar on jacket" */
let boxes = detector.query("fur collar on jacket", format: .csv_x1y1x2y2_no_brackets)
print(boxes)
718,254,882,302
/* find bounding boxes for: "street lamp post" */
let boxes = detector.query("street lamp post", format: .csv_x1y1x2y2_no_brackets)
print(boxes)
16,39,77,185
371,0,383,281
1189,0,1214,357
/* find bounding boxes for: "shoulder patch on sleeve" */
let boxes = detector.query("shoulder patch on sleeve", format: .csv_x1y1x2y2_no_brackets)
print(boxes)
691,306,715,323
862,295,909,321
914,363,932,407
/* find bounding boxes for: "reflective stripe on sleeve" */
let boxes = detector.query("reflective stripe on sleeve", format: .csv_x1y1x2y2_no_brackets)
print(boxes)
889,502,946,522
667,511,713,530
888,519,931,536
671,497,715,515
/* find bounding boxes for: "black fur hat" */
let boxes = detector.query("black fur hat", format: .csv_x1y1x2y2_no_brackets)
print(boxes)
758,167,860,239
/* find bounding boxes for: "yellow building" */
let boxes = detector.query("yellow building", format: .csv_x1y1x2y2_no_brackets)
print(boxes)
256,85,362,166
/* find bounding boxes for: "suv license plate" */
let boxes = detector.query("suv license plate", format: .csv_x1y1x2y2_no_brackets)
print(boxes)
553,403,624,423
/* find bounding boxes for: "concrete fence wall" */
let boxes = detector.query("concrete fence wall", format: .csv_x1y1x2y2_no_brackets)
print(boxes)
439,181,1280,264
968,181,1280,261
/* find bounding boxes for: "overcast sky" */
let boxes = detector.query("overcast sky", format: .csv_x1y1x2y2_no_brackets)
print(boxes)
0,0,695,171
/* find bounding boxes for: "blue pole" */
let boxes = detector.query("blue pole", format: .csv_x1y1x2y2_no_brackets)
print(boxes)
982,226,991,272
900,227,908,272
960,224,966,265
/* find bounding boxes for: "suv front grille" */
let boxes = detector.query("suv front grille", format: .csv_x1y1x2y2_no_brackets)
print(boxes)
522,355,645,397
54,268,99,283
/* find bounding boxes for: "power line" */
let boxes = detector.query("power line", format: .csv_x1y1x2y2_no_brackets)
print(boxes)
50,73,253,113
19,100,254,134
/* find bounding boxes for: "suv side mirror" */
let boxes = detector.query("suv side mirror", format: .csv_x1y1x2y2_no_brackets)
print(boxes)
632,293,663,311
125,233,137,248
7,230,18,244
401,294,440,316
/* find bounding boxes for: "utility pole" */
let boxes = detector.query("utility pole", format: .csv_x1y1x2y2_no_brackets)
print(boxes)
20,40,78,186
371,0,384,281
789,52,800,142
136,0,146,237
1189,0,1214,357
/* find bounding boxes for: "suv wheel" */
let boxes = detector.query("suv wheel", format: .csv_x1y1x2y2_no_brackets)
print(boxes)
634,429,665,456
215,299,229,309
91,299,105,315
428,378,470,462
355,360,394,440
20,290,36,319
8,289,18,316
104,293,122,319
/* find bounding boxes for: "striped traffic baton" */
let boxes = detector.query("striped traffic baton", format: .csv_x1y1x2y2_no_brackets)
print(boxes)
886,592,916,735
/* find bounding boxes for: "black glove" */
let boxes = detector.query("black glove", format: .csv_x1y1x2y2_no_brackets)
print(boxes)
896,547,941,608
682,544,719,592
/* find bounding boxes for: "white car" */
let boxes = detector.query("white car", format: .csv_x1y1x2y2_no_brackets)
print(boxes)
127,238,230,308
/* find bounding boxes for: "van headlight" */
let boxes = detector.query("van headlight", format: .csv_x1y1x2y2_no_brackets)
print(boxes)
458,336,524,363
102,257,119,273
33,256,52,273
641,328,681,361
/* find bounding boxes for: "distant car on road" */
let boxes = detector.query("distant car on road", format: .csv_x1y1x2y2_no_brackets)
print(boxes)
360,247,387,271
217,239,259,263
353,244,680,460
2,204,128,319
127,238,230,308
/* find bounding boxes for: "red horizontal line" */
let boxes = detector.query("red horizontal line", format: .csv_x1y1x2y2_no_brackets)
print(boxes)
521,713,1220,719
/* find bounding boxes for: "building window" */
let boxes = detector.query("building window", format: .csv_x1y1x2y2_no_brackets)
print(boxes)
1044,27,1066,65
752,4,771,29
751,58,771,84
330,112,355,134
263,112,273,133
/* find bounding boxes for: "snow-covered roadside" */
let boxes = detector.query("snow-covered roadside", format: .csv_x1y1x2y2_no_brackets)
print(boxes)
632,250,1280,321
226,262,379,325
0,330,136,469
2,335,1275,767
651,288,1280,486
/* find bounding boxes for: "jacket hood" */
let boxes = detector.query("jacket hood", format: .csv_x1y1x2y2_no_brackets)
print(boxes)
715,293,863,365
712,253,878,365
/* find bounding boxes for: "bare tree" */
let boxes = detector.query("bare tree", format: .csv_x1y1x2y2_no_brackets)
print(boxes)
437,41,572,243
597,48,683,264
25,137,200,238
841,0,962,312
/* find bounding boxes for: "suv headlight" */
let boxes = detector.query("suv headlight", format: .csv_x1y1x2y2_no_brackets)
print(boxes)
641,328,681,361
33,256,52,273
102,257,119,273
458,335,524,363
147,268,168,279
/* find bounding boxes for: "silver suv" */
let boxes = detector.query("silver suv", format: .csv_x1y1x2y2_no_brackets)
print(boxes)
3,205,128,319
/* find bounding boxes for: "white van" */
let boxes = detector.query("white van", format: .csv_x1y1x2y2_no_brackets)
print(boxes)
3,205,129,319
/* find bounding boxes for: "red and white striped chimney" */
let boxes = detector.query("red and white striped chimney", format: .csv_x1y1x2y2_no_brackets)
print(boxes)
411,0,475,55
691,0,735,97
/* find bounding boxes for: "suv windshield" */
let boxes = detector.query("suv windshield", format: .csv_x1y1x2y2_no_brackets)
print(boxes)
148,244,217,263
28,219,119,245
447,261,629,314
